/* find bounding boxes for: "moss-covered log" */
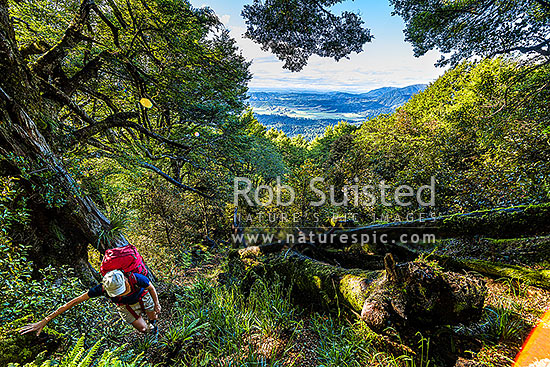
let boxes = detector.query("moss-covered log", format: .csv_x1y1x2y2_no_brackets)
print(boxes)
235,242,390,270
394,238,550,289
316,247,386,269
433,256,550,290
330,204,550,249
236,242,287,258
254,251,487,332
439,204,550,238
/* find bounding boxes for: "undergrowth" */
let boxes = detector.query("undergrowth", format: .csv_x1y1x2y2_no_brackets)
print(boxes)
8,336,146,367
1,173,536,367
0,178,131,365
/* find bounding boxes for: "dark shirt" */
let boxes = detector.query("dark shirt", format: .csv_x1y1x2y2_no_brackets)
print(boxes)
88,273,150,305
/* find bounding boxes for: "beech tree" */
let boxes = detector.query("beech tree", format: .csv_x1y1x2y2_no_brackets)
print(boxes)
242,0,550,70
390,0,550,66
241,0,372,71
0,0,249,276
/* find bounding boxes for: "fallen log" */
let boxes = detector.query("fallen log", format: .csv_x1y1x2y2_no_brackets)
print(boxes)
255,251,487,332
393,241,550,290
431,256,550,290
316,247,385,269
236,242,287,258
235,240,353,266
329,204,550,248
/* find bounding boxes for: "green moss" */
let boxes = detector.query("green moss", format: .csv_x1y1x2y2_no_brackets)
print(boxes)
0,319,58,366
313,275,322,289
452,258,550,289
269,251,382,312
440,203,550,238
338,274,371,311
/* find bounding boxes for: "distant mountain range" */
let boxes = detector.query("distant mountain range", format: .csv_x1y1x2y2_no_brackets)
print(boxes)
248,84,426,138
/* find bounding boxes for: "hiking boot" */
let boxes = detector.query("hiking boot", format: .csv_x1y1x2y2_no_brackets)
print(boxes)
144,320,158,335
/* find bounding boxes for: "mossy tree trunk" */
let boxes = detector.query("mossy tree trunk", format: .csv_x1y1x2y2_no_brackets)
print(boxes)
0,0,127,280
432,255,550,290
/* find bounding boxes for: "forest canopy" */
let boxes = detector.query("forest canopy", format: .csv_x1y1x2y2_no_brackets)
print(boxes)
391,0,550,66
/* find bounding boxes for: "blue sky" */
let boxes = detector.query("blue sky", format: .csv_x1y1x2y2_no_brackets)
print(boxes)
189,0,447,93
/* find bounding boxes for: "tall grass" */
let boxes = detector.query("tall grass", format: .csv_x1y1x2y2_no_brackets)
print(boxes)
150,274,301,365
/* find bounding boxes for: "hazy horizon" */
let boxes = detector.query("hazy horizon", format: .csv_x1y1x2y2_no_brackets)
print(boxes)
247,83,428,95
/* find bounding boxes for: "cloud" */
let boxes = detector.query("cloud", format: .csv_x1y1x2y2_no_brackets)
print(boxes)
225,25,445,92
190,1,446,93
220,14,231,25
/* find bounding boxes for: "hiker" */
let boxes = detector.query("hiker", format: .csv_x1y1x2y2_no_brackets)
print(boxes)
20,270,161,336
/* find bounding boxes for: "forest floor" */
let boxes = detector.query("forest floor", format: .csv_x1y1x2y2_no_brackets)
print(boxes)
124,250,325,366
116,238,550,367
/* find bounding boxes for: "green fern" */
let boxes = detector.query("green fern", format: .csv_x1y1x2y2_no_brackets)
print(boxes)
160,318,209,347
72,338,101,367
8,336,146,367
64,336,86,366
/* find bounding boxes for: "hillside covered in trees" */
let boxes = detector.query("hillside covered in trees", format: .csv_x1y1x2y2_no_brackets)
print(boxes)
1,0,550,366
248,85,426,138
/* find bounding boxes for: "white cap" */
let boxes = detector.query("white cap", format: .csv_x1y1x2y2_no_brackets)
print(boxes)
103,270,126,297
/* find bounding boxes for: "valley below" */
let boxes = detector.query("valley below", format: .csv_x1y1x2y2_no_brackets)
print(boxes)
248,84,426,138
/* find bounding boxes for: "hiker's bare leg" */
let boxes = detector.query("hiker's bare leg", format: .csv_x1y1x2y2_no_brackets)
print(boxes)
131,316,148,333
146,310,158,321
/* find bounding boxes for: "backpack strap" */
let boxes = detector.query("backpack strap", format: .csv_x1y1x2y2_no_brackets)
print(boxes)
112,272,138,304
124,291,149,321
113,272,149,318
126,272,138,288
125,304,140,320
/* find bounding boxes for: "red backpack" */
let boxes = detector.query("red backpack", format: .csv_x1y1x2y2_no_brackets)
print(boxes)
100,244,148,277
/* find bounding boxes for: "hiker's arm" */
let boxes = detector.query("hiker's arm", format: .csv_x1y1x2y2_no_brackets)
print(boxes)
146,283,161,314
19,293,90,336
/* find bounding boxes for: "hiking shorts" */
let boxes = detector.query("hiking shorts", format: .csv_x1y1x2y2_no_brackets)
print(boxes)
116,292,155,323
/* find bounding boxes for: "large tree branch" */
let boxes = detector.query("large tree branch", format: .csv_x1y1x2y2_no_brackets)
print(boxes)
123,59,148,96
145,151,204,168
72,111,139,143
87,137,117,154
105,0,128,28
18,40,50,59
37,76,96,124
31,0,92,75
139,161,214,198
36,76,191,152
85,141,214,197
533,0,550,11
31,0,122,78
79,87,120,113
311,0,334,18
71,111,191,151
491,38,550,57
90,3,120,47
129,123,191,151
63,51,110,95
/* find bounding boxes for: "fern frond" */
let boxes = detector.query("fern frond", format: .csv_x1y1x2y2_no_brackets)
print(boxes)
76,339,102,367
62,335,86,366
96,350,113,367
19,337,144,367
129,351,146,366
